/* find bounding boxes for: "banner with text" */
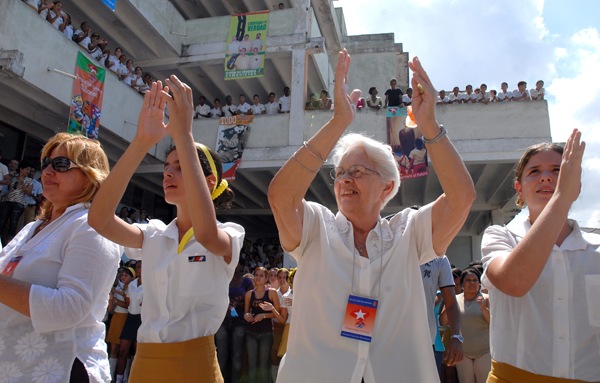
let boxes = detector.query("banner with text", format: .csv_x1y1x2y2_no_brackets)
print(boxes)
68,52,105,140
215,115,253,181
225,11,269,80
386,107,428,179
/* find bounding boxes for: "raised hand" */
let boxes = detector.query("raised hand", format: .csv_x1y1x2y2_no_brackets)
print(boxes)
408,57,438,132
162,75,194,140
332,49,361,127
259,302,275,311
556,129,585,204
135,81,169,146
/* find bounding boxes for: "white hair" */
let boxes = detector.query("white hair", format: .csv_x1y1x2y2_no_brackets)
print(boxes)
331,133,400,208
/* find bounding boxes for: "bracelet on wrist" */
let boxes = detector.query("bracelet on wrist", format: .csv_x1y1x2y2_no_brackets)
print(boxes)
422,125,447,145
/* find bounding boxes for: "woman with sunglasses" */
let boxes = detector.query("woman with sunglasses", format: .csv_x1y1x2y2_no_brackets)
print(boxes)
482,131,599,382
88,77,244,383
0,133,121,383
268,50,474,382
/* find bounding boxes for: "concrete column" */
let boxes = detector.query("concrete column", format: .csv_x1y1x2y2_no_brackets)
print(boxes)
491,208,504,226
289,48,308,146
288,0,310,146
471,235,482,262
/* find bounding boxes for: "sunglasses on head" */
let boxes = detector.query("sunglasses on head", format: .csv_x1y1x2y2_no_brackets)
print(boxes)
41,156,79,172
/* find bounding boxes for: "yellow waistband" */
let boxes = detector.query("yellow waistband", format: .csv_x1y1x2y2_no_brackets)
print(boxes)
488,360,594,383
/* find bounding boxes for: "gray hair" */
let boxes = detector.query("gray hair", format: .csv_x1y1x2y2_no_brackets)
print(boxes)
331,133,400,208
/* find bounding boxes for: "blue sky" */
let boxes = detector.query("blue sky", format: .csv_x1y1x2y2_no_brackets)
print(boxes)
341,0,600,228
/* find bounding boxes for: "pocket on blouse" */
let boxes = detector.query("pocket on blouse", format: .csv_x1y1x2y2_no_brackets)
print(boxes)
585,274,600,327
178,253,216,297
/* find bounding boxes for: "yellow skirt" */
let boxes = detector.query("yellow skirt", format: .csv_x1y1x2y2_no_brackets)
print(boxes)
105,312,128,345
129,335,223,383
271,322,285,365
487,360,593,383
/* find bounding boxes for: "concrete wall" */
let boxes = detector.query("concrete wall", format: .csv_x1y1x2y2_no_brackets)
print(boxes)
128,0,186,52
0,1,171,159
445,236,473,269
345,52,397,102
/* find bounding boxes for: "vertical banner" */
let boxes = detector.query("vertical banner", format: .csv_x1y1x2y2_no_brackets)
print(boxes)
68,52,105,140
386,107,428,179
225,11,269,80
215,115,253,181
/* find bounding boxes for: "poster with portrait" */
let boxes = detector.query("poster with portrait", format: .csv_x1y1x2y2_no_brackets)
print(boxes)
386,107,428,179
68,52,105,140
224,11,269,80
215,115,253,181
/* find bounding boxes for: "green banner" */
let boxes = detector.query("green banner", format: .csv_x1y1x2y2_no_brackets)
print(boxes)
225,11,269,80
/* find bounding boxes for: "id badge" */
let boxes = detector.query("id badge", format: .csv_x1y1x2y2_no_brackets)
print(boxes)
340,294,379,342
1,256,22,277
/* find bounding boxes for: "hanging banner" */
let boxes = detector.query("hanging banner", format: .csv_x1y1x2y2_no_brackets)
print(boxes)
101,0,116,10
224,11,269,80
386,107,428,179
215,115,253,181
68,52,105,140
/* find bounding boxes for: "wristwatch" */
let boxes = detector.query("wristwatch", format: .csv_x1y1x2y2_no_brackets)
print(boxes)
451,334,464,343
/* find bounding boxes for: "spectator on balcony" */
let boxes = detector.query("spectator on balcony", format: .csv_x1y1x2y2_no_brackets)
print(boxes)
194,96,210,119
235,48,251,70
62,13,73,40
476,84,491,104
87,33,105,60
228,35,241,56
22,0,40,12
437,90,449,105
305,94,320,110
97,48,110,68
120,59,135,85
319,89,332,110
238,95,252,116
46,1,66,31
367,87,383,110
497,82,512,102
251,94,266,115
241,34,253,53
131,67,149,94
402,87,413,106
73,22,91,49
530,80,545,100
279,2,284,9
252,33,264,52
279,87,290,113
210,98,223,118
384,78,404,108
447,87,460,104
116,54,129,77
108,47,123,73
489,90,498,102
249,47,263,70
511,81,530,101
37,0,51,19
461,85,476,104
265,92,279,115
223,95,238,117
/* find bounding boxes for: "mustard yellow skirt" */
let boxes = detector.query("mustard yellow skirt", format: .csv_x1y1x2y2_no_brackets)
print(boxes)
487,360,593,383
271,322,285,365
105,312,128,345
129,335,223,383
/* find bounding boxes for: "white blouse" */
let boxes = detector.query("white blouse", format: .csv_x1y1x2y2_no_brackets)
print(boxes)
0,203,121,383
125,218,244,344
482,213,600,381
277,201,439,383
126,279,143,315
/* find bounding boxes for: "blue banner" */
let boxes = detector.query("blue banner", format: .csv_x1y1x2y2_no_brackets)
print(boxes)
101,0,116,10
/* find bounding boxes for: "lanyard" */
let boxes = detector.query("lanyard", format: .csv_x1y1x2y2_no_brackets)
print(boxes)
178,228,195,254
350,229,383,299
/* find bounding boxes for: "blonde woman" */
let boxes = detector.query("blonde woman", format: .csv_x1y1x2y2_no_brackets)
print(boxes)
0,133,121,382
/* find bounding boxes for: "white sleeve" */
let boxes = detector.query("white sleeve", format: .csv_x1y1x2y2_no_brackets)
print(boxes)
124,223,150,260
289,200,322,262
438,256,455,289
410,203,437,264
29,224,120,333
481,225,517,289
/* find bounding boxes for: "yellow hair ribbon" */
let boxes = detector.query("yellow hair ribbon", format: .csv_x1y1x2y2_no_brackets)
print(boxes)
196,143,227,200
126,267,136,280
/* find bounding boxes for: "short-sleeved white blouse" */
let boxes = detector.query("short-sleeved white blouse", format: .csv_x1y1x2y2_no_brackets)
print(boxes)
277,201,440,383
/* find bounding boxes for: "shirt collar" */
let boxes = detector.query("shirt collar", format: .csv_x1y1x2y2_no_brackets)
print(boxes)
162,218,181,240
334,211,394,241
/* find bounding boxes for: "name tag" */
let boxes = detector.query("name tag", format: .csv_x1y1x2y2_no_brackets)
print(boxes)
1,256,22,277
188,255,206,262
341,295,379,343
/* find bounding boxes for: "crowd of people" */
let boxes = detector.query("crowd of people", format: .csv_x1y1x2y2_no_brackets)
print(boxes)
0,48,596,383
194,89,291,119
436,81,546,105
22,0,154,94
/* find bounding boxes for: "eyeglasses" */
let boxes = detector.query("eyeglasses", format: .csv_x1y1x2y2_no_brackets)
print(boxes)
330,165,381,180
41,156,79,172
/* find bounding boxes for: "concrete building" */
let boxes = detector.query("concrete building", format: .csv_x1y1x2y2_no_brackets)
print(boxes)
0,0,552,267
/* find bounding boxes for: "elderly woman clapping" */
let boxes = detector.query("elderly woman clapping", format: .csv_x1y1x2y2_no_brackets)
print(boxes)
0,133,121,382
268,50,475,383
